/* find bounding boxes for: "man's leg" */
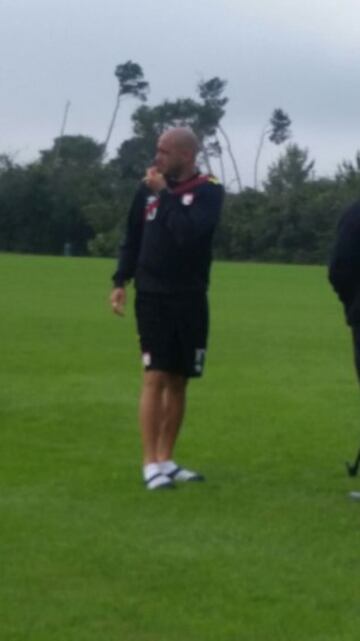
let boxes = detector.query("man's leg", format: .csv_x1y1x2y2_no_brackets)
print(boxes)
157,373,187,462
139,370,175,489
139,370,167,464
157,373,205,483
139,370,203,486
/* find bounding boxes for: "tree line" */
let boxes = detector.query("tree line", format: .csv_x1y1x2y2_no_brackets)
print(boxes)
0,61,359,264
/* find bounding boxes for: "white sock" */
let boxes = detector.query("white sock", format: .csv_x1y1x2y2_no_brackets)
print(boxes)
158,460,177,475
143,463,173,490
143,463,160,481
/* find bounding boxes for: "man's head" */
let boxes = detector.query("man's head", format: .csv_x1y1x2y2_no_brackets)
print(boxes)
155,127,199,179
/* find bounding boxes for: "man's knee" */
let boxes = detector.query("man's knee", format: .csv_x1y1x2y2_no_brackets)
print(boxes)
142,370,168,391
142,370,187,395
164,373,187,394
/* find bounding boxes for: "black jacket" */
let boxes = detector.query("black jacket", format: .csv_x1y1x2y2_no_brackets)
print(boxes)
112,173,224,294
328,200,360,325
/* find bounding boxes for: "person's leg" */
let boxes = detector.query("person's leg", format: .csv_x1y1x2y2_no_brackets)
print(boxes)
139,370,175,489
139,370,167,464
139,368,204,484
157,373,187,462
154,295,208,482
156,372,204,482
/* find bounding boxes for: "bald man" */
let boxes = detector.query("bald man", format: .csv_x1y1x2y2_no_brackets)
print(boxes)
111,127,224,489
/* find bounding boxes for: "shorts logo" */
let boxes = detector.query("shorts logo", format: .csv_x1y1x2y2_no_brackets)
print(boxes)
194,348,206,374
145,196,158,220
181,193,194,206
142,352,151,368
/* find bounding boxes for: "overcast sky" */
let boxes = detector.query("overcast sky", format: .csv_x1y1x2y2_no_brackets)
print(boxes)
1,0,360,186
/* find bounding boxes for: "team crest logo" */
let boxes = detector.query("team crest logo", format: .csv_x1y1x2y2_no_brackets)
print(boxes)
145,195,158,220
181,193,194,206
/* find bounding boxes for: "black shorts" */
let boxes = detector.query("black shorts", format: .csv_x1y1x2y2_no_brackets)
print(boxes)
135,292,209,378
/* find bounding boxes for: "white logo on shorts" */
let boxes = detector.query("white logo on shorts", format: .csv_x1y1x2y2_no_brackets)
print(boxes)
142,352,151,368
194,348,206,374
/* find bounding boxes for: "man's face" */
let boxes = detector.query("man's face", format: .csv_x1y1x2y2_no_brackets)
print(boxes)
154,134,186,178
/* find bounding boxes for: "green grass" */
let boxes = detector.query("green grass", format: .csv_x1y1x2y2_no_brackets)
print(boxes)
1,252,360,641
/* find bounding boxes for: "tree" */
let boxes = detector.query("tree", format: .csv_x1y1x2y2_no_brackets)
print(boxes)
85,173,135,257
265,143,314,193
113,135,153,180
102,60,149,159
254,108,291,189
258,144,316,262
41,135,103,168
197,77,242,191
335,152,360,196
39,136,106,254
214,188,265,259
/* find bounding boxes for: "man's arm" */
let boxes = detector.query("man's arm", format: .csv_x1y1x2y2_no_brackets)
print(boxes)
112,186,145,287
111,186,145,315
110,287,127,316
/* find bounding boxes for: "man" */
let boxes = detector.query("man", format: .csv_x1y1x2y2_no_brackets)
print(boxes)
328,200,360,378
110,127,224,490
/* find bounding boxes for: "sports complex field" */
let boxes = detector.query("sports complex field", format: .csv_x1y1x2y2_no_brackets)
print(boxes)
2,252,360,641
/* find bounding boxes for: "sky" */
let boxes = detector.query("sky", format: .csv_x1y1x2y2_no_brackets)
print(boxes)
1,0,360,187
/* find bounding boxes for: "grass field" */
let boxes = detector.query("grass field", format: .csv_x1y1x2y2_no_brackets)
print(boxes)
1,252,360,641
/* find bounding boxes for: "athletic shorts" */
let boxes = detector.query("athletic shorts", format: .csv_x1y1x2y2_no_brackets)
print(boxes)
135,292,209,378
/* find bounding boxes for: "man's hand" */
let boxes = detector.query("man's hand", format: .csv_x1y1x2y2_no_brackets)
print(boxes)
144,167,166,193
110,287,126,316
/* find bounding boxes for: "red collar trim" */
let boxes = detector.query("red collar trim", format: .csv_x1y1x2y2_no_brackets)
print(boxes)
144,174,210,219
170,174,210,196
